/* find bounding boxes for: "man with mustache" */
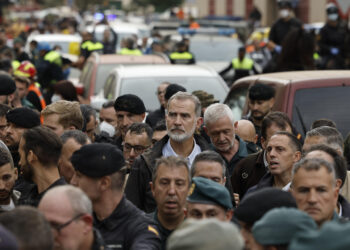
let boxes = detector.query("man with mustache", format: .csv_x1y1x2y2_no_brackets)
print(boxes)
125,92,209,212
244,83,275,147
150,156,190,250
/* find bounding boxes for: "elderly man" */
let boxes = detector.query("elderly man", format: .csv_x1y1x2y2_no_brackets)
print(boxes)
150,156,190,250
39,185,107,250
204,103,251,176
70,143,160,249
125,92,209,213
291,158,340,227
186,177,233,221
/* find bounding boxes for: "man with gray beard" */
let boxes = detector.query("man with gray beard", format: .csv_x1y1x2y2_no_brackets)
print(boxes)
125,92,210,213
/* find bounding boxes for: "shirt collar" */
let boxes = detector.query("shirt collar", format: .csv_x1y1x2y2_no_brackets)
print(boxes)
162,138,201,167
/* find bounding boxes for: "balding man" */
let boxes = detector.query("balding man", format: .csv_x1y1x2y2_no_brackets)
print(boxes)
39,185,107,250
235,119,261,153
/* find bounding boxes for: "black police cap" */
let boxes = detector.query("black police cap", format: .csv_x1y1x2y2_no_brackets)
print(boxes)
114,94,146,114
71,143,125,178
6,107,40,129
164,84,187,101
248,83,275,101
0,74,16,95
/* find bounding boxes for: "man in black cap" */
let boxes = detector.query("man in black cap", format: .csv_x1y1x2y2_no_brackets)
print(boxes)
125,92,209,213
234,187,297,250
17,126,66,207
113,94,146,150
0,74,16,107
70,143,161,249
4,107,40,168
244,83,276,147
186,177,233,221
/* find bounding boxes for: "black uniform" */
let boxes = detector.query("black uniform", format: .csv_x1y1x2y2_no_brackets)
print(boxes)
269,17,302,46
92,228,110,250
93,196,161,250
145,106,165,129
148,210,173,250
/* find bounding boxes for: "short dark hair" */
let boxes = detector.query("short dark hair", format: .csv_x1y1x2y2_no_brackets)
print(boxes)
191,151,225,178
0,206,53,250
272,131,302,152
126,122,153,143
60,130,90,145
53,80,78,102
0,147,12,167
305,144,347,188
311,119,336,130
154,119,166,132
102,100,115,109
0,103,10,117
248,83,275,101
152,156,190,184
261,111,293,140
164,83,187,101
80,104,97,132
23,126,62,166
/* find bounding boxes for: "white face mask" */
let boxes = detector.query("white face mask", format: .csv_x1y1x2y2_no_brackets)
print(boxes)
99,121,115,137
328,14,338,21
51,94,62,103
279,9,290,18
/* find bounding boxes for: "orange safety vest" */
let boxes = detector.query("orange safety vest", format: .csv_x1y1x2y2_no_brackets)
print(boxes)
28,84,46,111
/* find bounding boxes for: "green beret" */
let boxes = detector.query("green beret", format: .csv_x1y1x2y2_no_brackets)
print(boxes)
289,220,350,250
253,207,317,246
187,177,232,210
167,218,244,250
71,143,125,178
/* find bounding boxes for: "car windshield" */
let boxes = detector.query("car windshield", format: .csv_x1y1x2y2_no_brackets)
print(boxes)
225,87,249,121
190,37,242,61
120,77,228,111
95,64,119,95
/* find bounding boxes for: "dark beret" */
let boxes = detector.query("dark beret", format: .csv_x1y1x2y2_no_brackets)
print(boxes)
114,94,146,114
71,143,125,178
248,83,275,101
6,107,40,128
164,84,186,101
187,177,233,210
234,187,297,224
0,74,16,95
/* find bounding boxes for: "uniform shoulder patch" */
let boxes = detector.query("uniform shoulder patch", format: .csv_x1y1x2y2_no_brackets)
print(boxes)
148,225,159,236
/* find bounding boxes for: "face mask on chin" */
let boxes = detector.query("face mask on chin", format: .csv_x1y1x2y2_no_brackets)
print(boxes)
328,14,338,21
99,121,115,137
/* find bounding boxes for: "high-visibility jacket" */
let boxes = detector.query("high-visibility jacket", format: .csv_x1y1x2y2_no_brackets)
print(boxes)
169,52,195,64
119,48,142,56
81,41,104,53
44,51,62,67
28,83,46,111
232,57,254,70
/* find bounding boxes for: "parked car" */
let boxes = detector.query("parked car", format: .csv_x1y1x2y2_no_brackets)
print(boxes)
224,70,350,137
92,64,229,111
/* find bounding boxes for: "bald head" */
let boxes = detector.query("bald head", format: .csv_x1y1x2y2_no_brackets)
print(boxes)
235,120,257,143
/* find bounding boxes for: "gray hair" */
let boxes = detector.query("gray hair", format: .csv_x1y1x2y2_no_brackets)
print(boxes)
61,130,91,145
292,158,336,186
167,92,201,117
63,185,93,215
305,126,344,154
191,150,226,178
152,156,190,184
204,103,234,126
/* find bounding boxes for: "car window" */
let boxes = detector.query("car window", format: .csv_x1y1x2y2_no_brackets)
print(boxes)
225,87,249,121
119,77,227,111
80,62,94,98
292,86,350,137
104,75,116,100
95,64,118,95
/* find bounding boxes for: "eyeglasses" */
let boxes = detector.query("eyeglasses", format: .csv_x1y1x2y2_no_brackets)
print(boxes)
50,213,84,233
122,143,150,154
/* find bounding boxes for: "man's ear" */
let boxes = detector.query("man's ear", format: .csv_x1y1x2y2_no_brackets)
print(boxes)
269,97,275,108
80,214,93,234
336,179,342,189
99,176,111,192
150,181,155,197
27,150,37,164
196,117,203,130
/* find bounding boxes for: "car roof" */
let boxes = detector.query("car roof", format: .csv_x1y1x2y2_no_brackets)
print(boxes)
90,53,169,64
27,34,82,42
111,64,219,78
232,70,350,86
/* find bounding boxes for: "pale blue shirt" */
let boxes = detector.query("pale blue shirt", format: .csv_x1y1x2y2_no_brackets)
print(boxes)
162,138,201,168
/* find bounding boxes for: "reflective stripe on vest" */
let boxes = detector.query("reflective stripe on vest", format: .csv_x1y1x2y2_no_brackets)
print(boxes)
81,41,104,51
232,57,254,70
119,48,142,56
169,52,193,60
28,84,46,110
12,60,20,71
44,51,62,67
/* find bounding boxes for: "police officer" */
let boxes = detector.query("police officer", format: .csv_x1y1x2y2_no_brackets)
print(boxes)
76,31,104,69
169,41,195,65
70,143,161,250
119,38,142,56
319,3,347,69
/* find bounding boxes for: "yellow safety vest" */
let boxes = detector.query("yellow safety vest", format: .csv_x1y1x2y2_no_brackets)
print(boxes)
119,48,142,56
44,51,62,67
232,57,254,70
12,60,20,71
169,52,193,60
81,40,104,52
